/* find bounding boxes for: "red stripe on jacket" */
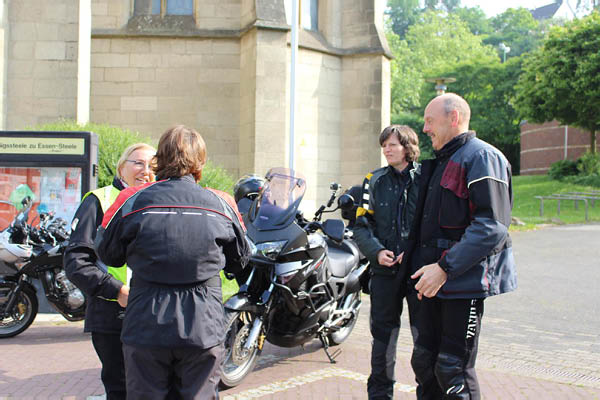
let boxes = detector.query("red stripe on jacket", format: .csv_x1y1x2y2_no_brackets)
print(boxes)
100,180,245,231
100,181,158,228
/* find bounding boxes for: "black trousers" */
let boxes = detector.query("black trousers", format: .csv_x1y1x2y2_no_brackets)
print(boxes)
410,297,484,400
123,343,223,400
368,271,414,400
91,332,126,400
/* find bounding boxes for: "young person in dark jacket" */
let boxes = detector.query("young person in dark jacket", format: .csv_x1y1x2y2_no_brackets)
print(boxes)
64,143,156,400
353,125,421,400
409,93,517,399
95,125,250,400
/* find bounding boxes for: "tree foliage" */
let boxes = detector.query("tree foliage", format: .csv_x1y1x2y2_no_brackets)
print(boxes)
386,0,461,37
434,58,524,172
386,0,421,38
452,6,492,35
484,8,544,58
389,10,498,114
514,12,600,153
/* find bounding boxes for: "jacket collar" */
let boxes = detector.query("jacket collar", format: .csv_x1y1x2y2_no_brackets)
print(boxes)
386,161,418,182
155,174,196,184
172,174,196,184
434,131,476,160
112,176,126,191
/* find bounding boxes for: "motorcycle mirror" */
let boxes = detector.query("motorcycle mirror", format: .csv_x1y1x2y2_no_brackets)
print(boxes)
329,182,340,192
21,196,32,207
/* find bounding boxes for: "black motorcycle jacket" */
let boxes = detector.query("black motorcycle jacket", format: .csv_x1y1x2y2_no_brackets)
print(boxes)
64,177,126,333
95,175,250,348
354,162,420,276
409,132,517,299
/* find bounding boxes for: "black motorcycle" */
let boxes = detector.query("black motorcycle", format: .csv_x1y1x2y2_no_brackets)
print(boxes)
0,198,85,338
220,167,368,388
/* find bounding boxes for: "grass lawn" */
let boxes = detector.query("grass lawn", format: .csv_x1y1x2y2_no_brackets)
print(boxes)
512,174,600,230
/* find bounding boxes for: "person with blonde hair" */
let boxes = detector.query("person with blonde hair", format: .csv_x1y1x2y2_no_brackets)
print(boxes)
65,142,156,400
95,125,249,400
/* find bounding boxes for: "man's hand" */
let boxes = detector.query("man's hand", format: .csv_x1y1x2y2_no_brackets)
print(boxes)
377,250,403,267
411,263,447,300
117,285,129,308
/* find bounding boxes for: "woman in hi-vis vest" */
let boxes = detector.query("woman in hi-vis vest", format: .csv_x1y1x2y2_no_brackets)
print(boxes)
64,143,155,400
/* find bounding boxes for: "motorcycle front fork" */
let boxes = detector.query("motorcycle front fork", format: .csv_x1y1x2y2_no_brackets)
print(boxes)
2,276,26,318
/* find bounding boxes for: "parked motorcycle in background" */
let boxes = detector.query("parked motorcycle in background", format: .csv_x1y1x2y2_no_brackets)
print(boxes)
0,197,85,338
220,167,368,388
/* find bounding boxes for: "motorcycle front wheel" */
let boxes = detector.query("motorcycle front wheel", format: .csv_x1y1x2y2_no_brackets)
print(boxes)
0,283,38,338
219,310,262,389
328,291,361,345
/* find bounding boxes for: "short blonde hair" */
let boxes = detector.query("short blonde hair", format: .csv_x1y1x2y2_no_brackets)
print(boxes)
116,143,156,180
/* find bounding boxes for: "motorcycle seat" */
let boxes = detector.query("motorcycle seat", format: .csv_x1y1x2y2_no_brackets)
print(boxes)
327,240,360,278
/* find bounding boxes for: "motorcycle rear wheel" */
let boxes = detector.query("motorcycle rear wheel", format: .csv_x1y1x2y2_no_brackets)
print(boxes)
328,291,360,345
219,310,262,389
0,283,38,338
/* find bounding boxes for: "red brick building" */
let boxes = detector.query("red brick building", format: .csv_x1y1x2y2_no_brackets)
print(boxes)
520,121,600,175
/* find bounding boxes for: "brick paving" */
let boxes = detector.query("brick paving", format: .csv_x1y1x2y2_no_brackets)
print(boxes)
1,296,599,400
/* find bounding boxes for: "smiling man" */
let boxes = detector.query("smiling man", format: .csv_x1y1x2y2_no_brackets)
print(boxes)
353,125,421,399
408,93,517,399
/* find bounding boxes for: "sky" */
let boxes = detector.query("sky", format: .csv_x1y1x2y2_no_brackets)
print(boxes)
459,0,558,17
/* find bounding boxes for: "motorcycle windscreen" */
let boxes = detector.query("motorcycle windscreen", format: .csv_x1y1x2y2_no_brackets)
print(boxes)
250,167,306,231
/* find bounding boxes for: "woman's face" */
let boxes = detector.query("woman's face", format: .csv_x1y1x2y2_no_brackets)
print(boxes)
119,148,155,187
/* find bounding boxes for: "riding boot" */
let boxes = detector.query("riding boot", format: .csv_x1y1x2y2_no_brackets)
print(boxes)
411,344,443,400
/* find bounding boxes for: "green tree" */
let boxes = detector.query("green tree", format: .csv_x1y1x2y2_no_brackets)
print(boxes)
389,10,497,113
388,32,422,114
427,58,524,172
386,0,463,38
484,8,544,59
514,12,600,154
452,6,492,35
404,11,498,78
386,0,421,38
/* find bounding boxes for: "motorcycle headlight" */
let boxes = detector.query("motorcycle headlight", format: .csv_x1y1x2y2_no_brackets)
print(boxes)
254,240,287,261
277,270,297,285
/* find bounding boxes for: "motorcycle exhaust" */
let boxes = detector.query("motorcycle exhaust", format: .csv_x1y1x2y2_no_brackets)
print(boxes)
345,263,368,294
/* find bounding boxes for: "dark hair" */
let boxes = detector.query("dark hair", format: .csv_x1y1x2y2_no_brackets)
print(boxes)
154,125,207,182
378,125,420,162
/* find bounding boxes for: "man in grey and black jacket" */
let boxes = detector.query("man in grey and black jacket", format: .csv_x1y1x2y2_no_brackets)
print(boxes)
354,125,421,400
409,93,517,399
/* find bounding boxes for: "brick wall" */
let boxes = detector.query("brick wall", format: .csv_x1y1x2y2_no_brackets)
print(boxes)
520,121,599,175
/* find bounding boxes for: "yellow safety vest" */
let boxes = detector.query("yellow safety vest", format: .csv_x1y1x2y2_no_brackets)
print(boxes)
82,185,130,294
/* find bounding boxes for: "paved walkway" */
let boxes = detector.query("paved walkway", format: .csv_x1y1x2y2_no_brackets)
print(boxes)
1,224,599,399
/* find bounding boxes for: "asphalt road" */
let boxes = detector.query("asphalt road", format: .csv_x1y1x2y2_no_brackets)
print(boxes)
486,223,600,339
